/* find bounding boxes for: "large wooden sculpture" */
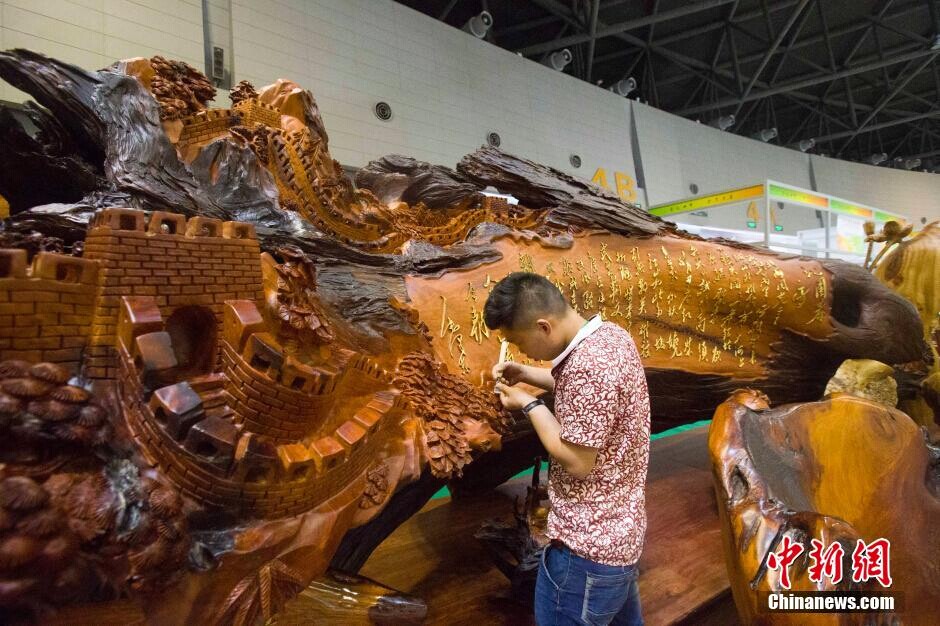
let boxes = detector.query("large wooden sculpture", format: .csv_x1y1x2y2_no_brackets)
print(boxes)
709,390,939,625
874,222,940,428
0,50,931,623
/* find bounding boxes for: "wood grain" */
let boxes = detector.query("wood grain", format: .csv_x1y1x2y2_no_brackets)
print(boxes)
709,390,940,626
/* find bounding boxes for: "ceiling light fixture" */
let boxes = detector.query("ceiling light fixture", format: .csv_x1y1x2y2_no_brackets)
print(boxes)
541,49,572,71
751,127,778,142
707,115,735,131
608,77,637,96
462,11,493,39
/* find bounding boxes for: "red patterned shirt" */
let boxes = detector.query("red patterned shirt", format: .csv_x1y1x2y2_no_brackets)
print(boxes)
547,318,650,566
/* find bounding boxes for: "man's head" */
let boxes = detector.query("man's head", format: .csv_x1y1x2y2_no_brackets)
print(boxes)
483,272,578,361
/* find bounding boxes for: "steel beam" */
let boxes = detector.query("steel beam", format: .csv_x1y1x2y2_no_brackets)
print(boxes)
887,127,918,158
733,0,813,117
517,0,736,57
495,14,558,37
775,76,931,119
818,1,898,104
812,109,940,143
585,0,601,82
870,16,932,44
766,0,817,86
651,0,925,89
927,0,940,36
902,146,940,159
439,0,460,21
678,48,938,116
836,53,939,154
728,23,743,95
596,0,801,62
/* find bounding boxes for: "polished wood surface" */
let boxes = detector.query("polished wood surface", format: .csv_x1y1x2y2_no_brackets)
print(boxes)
709,391,940,626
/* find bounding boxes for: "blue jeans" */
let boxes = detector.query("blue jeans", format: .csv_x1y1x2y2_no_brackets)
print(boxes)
535,543,643,626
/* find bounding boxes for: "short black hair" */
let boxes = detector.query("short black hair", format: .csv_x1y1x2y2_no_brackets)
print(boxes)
483,272,569,330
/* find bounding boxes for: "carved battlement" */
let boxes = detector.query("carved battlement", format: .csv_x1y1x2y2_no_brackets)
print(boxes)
176,109,236,147
121,294,393,454
90,208,257,240
223,301,343,397
346,351,392,383
285,129,308,149
0,249,99,284
199,109,231,123
0,249,26,279
239,332,342,395
232,98,281,128
179,108,232,127
31,252,99,284
115,293,403,518
83,207,263,380
0,205,261,380
233,99,278,115
0,249,99,369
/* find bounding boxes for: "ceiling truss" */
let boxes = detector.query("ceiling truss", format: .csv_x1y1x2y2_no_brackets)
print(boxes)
397,0,940,172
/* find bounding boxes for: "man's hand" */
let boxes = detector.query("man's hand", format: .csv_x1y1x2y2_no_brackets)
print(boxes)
491,362,557,392
492,361,527,385
494,382,536,411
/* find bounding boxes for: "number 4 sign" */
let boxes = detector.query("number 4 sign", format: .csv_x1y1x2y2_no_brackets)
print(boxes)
591,168,637,203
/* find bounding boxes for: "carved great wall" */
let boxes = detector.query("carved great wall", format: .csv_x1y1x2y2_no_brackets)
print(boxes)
117,290,407,517
83,209,263,379
0,248,97,368
2,207,409,520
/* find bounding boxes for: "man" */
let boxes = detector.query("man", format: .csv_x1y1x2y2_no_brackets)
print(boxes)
485,272,650,626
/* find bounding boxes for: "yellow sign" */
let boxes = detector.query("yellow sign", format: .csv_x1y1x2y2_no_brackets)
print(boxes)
0,193,8,219
592,168,637,203
649,184,765,217
767,184,828,209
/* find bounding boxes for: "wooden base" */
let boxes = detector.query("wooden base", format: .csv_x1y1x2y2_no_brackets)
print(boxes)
352,424,734,625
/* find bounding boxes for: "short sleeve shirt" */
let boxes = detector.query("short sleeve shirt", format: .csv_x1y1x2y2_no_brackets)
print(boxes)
547,320,651,566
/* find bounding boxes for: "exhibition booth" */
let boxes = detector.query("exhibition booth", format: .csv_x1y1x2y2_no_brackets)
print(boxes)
650,180,909,264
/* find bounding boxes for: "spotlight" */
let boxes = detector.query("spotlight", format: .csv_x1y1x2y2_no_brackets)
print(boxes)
796,138,815,152
608,77,637,96
751,127,778,142
867,153,887,165
462,11,493,39
541,49,572,71
707,115,735,131
932,33,940,50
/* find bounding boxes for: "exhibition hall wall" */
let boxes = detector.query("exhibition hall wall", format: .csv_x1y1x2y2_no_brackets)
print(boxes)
633,102,813,206
2,0,938,226
0,0,205,86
